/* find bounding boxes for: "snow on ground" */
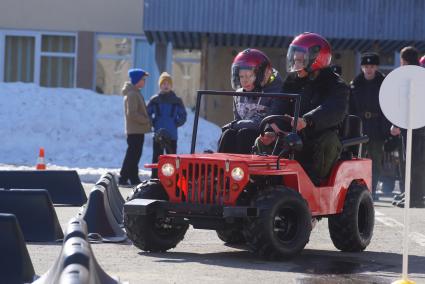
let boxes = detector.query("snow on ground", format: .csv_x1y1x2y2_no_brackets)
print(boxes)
0,82,221,182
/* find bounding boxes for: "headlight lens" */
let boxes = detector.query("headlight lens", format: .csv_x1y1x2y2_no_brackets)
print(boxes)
231,167,244,181
161,163,175,177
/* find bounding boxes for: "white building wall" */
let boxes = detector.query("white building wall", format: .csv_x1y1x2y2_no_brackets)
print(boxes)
0,0,144,34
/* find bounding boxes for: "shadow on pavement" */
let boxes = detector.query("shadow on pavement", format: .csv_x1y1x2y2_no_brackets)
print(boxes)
137,248,425,282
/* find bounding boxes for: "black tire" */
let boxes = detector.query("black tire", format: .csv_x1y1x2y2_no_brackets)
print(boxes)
243,186,312,260
124,179,188,252
328,183,375,252
216,228,245,244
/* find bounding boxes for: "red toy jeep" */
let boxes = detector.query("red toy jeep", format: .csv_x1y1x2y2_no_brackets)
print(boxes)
123,90,374,260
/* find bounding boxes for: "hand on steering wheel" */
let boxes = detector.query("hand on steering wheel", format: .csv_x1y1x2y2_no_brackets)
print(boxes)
259,115,293,137
286,116,307,131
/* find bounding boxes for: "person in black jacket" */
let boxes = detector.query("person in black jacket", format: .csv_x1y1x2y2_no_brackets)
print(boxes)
350,52,389,200
257,32,349,185
390,46,425,208
217,49,284,154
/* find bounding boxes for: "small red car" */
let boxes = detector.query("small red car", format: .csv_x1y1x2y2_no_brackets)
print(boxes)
124,91,374,260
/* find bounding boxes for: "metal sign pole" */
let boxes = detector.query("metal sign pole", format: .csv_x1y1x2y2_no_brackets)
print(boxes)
401,79,412,282
379,65,425,284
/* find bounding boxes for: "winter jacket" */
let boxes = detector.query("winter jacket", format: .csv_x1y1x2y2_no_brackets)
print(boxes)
147,91,187,140
282,67,349,139
232,69,284,130
122,82,151,134
349,71,390,140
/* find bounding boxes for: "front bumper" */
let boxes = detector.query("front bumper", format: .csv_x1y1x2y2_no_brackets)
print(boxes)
124,199,259,219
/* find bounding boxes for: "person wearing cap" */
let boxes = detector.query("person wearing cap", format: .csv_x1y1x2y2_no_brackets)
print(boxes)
119,68,152,186
349,52,389,200
147,72,187,178
389,46,425,208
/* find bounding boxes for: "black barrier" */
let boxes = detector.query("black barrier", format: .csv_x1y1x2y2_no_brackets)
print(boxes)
96,175,123,224
80,186,127,243
0,213,36,284
34,219,122,284
63,217,88,242
59,264,89,284
0,170,87,205
104,173,125,205
0,189,64,242
33,237,120,284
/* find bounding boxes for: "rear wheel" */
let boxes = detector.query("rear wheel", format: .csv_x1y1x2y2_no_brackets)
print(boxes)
243,186,312,260
124,179,188,252
328,183,374,252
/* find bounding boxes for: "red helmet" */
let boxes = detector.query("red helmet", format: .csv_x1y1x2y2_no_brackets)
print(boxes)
286,32,332,73
420,55,425,67
231,49,272,90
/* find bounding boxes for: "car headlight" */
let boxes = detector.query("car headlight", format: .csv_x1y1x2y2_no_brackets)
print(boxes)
161,163,175,177
231,167,244,181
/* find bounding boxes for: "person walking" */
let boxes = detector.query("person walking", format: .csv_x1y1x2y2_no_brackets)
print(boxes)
147,72,187,178
119,68,152,186
390,46,425,208
349,52,389,200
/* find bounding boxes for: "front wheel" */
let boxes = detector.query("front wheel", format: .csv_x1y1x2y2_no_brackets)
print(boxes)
124,180,188,252
243,186,312,260
216,228,245,244
328,183,375,252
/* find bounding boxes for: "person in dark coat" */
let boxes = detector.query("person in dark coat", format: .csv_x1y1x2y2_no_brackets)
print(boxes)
390,46,425,208
217,48,284,154
147,72,187,178
349,52,389,200
257,32,349,185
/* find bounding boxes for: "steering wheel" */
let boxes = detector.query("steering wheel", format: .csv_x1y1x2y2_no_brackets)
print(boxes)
259,115,293,137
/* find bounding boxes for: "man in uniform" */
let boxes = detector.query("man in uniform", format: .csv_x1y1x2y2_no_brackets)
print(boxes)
349,52,389,200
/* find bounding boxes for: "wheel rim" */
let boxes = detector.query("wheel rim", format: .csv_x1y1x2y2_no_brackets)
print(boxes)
273,207,298,243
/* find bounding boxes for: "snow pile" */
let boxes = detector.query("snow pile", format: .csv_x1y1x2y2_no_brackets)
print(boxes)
0,83,221,181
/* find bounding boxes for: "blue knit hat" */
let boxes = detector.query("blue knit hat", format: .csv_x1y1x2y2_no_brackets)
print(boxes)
128,68,149,85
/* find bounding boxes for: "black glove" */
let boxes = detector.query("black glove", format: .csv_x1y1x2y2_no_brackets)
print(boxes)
221,120,238,132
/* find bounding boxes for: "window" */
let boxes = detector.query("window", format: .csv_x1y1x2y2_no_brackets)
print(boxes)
40,35,76,88
172,49,201,108
1,32,76,88
95,35,161,97
95,36,132,94
380,52,399,75
4,36,35,82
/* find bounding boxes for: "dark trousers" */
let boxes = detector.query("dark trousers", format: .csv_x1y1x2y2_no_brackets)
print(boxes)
398,134,425,203
120,134,144,183
218,128,259,154
151,139,177,178
363,139,384,194
296,130,342,185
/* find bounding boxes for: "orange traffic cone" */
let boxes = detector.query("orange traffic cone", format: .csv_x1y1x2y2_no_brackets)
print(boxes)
36,147,46,170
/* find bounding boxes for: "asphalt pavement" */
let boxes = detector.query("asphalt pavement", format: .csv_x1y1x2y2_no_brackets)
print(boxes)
26,184,425,284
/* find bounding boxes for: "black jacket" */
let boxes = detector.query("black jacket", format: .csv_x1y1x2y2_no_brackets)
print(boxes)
349,71,390,140
281,67,349,139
